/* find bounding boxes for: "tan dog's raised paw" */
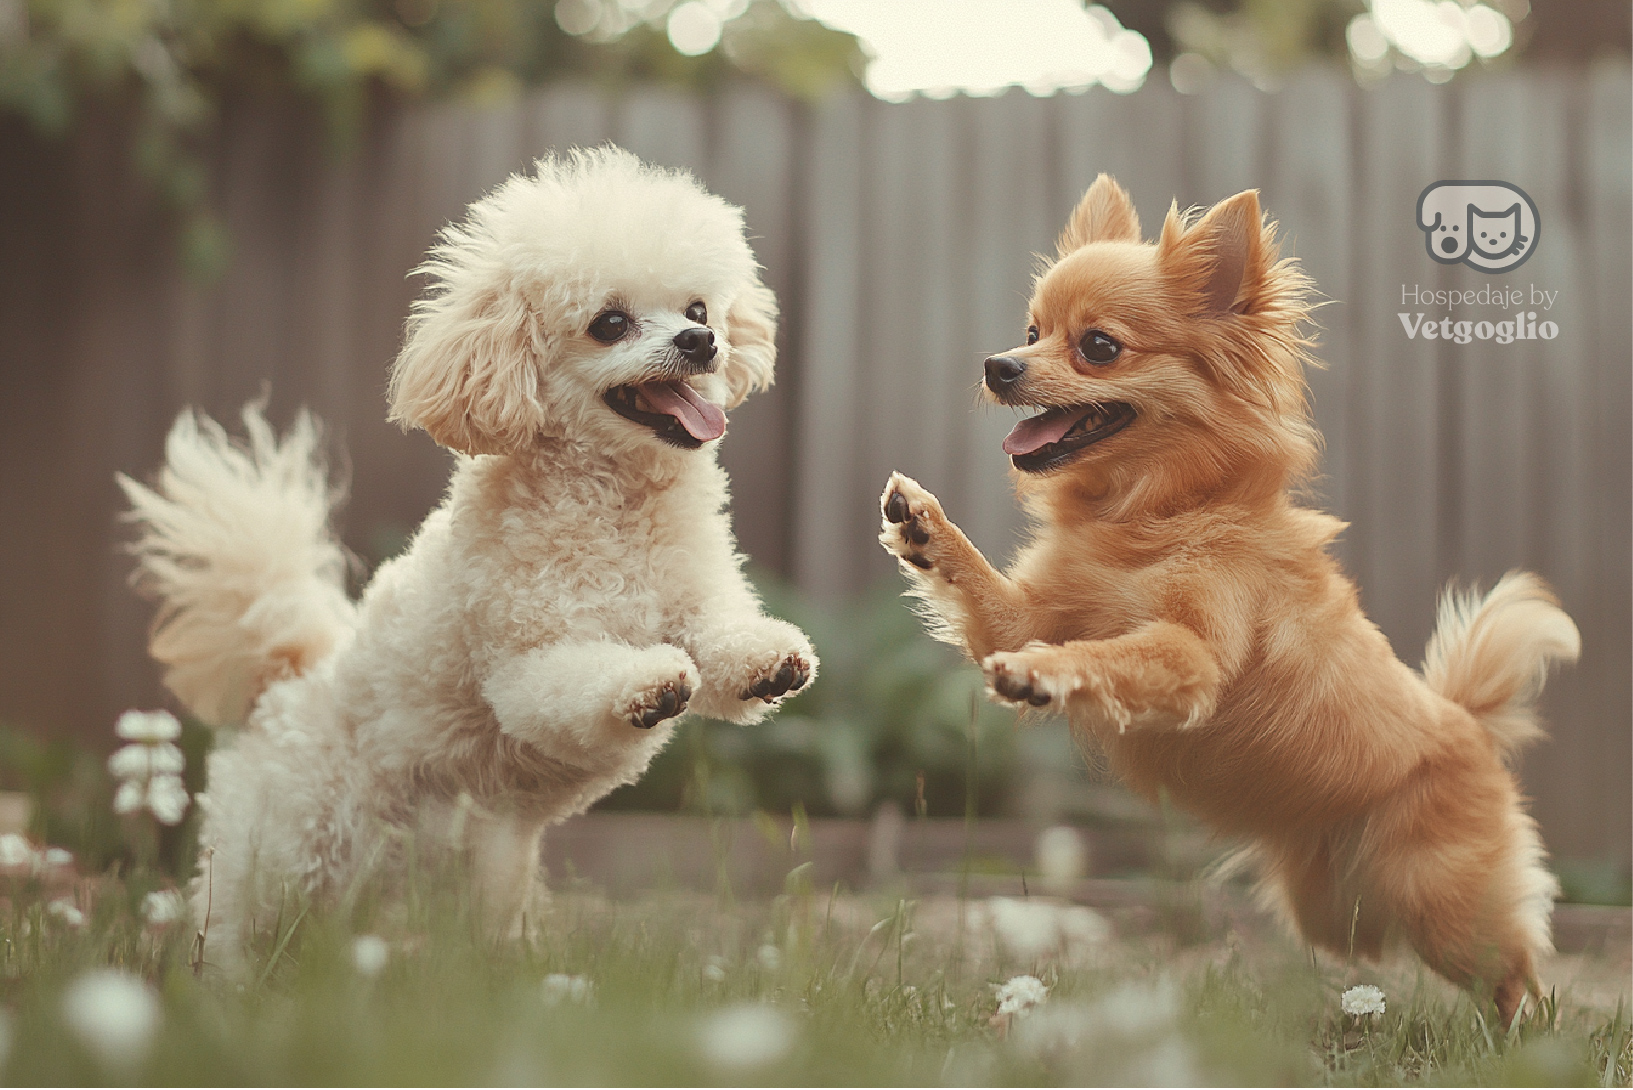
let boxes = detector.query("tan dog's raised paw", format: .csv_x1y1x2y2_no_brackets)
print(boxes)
879,472,947,572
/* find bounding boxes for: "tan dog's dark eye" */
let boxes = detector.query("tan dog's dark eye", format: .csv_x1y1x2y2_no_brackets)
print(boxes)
1026,325,1039,346
685,301,707,325
588,311,631,343
1079,329,1121,365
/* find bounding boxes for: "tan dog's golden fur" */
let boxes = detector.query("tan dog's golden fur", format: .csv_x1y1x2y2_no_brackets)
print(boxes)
879,176,1579,1025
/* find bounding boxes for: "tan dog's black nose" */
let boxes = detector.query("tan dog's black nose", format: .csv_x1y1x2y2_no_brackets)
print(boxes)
985,355,1026,394
674,326,717,370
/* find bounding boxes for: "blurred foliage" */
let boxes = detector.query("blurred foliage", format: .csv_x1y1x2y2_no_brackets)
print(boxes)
0,0,862,276
600,579,1028,819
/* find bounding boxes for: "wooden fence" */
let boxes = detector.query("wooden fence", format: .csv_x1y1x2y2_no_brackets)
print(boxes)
0,65,1626,859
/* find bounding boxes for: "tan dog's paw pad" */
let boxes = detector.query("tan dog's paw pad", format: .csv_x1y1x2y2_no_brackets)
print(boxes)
625,674,693,730
983,654,1054,707
879,473,942,570
740,653,812,703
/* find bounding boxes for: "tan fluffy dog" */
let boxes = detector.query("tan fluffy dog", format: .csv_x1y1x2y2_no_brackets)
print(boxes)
879,175,1579,1025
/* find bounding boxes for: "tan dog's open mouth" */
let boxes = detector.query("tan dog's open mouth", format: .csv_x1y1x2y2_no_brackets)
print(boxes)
604,380,726,449
1003,402,1136,473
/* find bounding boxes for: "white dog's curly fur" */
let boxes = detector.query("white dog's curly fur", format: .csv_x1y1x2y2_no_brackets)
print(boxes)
119,147,817,960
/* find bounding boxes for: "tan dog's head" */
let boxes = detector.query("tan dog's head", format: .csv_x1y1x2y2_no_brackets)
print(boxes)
985,175,1319,514
388,147,777,458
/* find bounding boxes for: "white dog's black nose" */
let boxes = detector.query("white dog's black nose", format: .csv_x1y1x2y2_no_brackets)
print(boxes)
674,326,716,370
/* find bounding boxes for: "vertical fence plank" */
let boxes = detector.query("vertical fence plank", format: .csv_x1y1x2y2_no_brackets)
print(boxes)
1057,83,1185,237
1261,70,1355,527
618,87,707,174
792,92,865,598
963,91,1057,566
1349,75,1446,661
710,89,797,575
1579,60,1633,862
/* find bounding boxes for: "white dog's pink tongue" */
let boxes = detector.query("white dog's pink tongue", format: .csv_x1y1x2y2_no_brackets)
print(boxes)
641,381,726,442
1003,407,1081,456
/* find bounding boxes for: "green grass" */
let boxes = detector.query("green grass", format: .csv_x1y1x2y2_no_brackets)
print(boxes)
1,860,1627,1086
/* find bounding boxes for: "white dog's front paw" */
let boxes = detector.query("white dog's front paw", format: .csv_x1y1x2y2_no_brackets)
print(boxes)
740,651,813,704
616,656,702,731
622,673,693,730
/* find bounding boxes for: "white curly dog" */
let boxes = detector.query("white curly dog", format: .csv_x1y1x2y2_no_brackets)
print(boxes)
120,147,816,961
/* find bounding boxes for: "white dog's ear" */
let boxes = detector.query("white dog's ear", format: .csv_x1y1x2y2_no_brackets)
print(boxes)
387,288,548,455
719,279,778,408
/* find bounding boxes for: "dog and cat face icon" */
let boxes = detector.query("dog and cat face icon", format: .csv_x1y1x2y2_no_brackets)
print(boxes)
1416,181,1539,274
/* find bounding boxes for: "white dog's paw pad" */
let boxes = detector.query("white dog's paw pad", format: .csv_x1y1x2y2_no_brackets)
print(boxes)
740,654,811,703
626,675,692,730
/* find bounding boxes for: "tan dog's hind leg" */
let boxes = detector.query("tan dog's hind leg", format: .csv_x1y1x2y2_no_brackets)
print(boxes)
879,473,1040,660
982,622,1221,732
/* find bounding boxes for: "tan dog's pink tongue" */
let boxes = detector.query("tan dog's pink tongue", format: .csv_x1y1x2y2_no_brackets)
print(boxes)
640,381,726,442
1003,407,1080,456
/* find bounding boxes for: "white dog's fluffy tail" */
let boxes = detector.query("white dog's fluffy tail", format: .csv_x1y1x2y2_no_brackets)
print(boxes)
1422,571,1580,760
118,404,356,727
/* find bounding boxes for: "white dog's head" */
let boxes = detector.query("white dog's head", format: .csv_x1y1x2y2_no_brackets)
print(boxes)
388,147,777,457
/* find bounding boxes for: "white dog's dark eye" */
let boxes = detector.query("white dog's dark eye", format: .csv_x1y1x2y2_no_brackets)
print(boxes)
1079,329,1121,365
1026,325,1039,346
588,311,631,343
685,301,707,325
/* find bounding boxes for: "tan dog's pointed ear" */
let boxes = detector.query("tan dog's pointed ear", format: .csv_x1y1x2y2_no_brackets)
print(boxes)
1157,189,1265,316
387,287,548,455
720,279,778,408
1057,174,1141,255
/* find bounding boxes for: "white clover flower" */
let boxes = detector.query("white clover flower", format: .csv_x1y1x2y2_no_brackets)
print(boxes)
109,719,189,827
42,847,74,869
141,890,187,927
700,1005,796,1070
995,974,1050,1016
46,899,86,928
351,935,390,977
702,956,728,983
61,969,162,1072
757,943,783,971
985,897,1110,961
1341,984,1386,1018
0,832,37,872
1035,825,1087,887
115,710,180,743
542,973,594,1005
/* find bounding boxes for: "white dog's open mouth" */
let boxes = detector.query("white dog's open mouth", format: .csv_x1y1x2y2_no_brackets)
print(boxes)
603,380,727,449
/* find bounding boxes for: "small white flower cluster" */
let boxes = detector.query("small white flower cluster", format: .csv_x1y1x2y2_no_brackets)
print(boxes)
1008,978,1198,1086
352,935,390,977
973,896,1112,962
46,899,86,928
142,890,188,927
62,969,162,1073
109,711,189,825
699,1004,796,1070
995,973,1050,1016
0,832,73,876
542,973,594,1005
1341,984,1386,1018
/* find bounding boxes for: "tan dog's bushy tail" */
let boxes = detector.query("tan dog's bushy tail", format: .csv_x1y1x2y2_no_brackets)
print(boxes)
118,403,356,727
1422,571,1580,759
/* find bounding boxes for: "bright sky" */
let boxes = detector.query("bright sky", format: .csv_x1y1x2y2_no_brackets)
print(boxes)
782,0,1153,98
